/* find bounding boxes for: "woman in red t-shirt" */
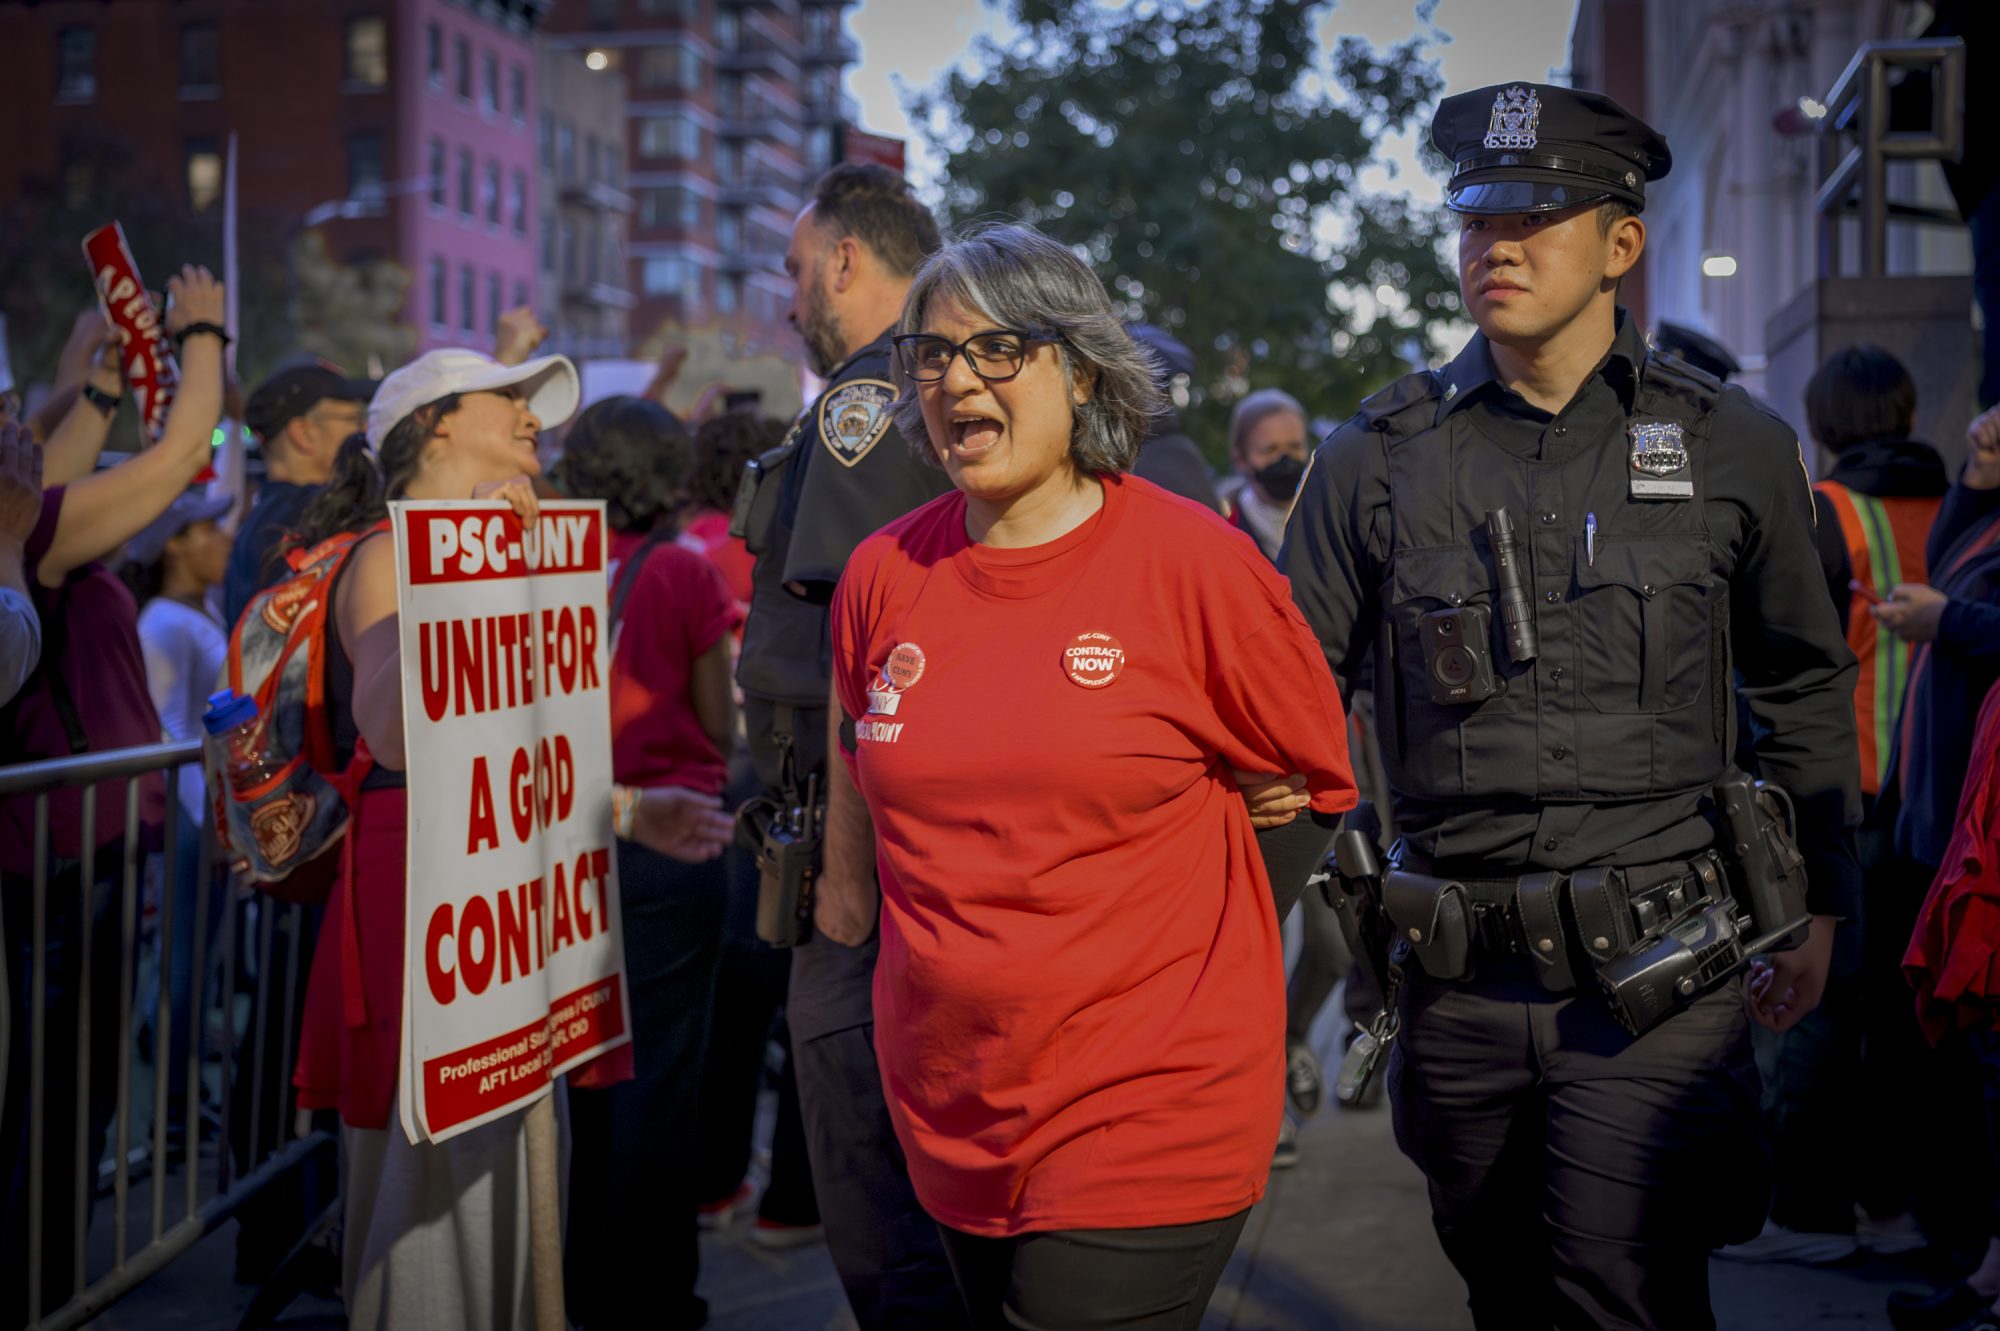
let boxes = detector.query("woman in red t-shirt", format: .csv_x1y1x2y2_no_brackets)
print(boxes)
553,394,741,1329
823,224,1357,1328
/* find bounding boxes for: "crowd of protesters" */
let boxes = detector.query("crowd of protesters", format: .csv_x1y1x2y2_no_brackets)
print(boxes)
4,150,2000,1331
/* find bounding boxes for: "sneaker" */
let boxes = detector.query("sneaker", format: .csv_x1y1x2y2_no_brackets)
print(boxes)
697,1180,755,1230
1286,1041,1324,1117
747,1217,826,1251
1858,1208,1929,1256
1889,1282,1995,1331
1715,1220,1858,1265
1272,1116,1301,1170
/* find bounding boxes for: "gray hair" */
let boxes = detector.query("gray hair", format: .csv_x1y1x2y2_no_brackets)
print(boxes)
890,223,1165,475
1228,388,1308,461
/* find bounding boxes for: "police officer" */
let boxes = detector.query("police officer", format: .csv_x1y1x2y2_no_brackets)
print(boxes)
732,163,966,1329
1282,85,1863,1330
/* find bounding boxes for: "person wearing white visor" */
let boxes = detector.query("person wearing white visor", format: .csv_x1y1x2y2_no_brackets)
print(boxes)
281,346,735,1331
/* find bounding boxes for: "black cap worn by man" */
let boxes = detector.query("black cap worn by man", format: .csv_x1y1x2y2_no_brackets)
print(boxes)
243,361,374,444
1432,83,1671,215
1281,79,1864,1330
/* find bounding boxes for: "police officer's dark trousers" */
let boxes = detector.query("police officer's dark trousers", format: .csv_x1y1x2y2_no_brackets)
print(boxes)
746,695,967,1329
1390,957,1767,1331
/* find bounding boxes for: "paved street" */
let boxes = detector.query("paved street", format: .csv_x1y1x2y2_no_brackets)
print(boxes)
93,1087,1948,1330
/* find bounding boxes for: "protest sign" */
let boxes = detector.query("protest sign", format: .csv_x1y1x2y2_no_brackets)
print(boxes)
392,499,630,1144
82,222,179,441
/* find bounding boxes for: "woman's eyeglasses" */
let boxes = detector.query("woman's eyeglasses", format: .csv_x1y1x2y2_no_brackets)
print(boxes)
893,330,1048,384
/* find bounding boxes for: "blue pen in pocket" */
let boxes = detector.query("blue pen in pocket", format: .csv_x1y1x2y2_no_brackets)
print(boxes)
1586,512,1597,567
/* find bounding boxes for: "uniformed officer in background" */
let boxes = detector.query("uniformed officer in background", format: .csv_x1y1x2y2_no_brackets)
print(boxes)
733,163,965,1328
1282,84,1863,1330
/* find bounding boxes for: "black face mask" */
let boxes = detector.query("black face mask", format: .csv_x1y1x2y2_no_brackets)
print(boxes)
1252,454,1307,502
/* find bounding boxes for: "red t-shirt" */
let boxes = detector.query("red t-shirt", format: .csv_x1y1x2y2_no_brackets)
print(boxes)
608,529,740,795
678,508,754,621
830,473,1356,1236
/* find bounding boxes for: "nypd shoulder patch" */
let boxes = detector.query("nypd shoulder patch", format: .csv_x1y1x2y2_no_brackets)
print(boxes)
819,378,897,468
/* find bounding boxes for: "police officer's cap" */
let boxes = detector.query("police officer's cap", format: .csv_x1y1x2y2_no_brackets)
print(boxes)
1431,83,1671,216
1652,322,1741,382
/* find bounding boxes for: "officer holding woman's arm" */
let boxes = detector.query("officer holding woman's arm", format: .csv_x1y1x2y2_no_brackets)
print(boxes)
1281,84,1863,1330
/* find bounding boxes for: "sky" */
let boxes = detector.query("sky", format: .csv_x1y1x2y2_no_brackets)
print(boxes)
845,0,1582,207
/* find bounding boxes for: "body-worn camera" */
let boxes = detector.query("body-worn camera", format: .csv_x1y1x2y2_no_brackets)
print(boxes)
1421,605,1500,705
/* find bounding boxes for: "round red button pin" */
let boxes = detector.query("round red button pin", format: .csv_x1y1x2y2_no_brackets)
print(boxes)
1063,632,1126,689
882,642,926,692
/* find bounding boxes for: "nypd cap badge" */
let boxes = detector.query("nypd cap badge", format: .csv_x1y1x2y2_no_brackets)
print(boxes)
819,378,897,468
1628,420,1694,500
1483,85,1540,151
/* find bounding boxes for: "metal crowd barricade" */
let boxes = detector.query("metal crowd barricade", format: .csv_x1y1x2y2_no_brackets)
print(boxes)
0,739,336,1331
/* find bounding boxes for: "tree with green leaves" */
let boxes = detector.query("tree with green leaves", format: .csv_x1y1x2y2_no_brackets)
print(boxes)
908,0,1462,460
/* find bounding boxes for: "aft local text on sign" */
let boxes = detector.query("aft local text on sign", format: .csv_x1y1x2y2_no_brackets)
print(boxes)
393,499,630,1143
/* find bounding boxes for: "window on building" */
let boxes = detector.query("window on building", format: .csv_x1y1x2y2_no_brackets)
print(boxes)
488,272,503,333
806,6,836,44
348,132,385,197
539,111,554,170
460,264,477,332
484,162,501,225
541,212,555,271
430,258,448,327
588,0,619,29
715,10,739,49
428,138,446,207
643,257,690,298
584,134,599,185
346,16,388,88
426,22,443,88
638,0,693,15
637,46,693,91
561,221,578,283
604,237,621,289
586,225,600,284
180,23,219,94
511,171,527,237
457,148,474,218
56,27,96,102
638,117,698,161
185,138,222,211
639,188,698,231
716,275,740,315
558,124,576,182
454,35,471,101
510,64,526,124
513,279,530,310
481,51,499,114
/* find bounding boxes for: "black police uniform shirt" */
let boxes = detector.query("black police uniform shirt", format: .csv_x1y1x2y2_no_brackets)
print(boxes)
737,329,951,1036
1281,311,1864,920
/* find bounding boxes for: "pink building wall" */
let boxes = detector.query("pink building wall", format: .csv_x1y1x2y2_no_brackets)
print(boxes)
397,0,539,355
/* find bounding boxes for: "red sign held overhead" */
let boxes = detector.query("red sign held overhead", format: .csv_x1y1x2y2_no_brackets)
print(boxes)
841,127,907,175
82,222,180,442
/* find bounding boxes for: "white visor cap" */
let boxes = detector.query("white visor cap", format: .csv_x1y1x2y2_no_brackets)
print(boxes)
365,348,580,452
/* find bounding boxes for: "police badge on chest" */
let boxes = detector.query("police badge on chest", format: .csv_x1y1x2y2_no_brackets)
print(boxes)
1627,421,1693,501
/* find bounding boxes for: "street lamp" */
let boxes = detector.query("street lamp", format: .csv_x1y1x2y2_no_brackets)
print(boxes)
1701,253,1739,279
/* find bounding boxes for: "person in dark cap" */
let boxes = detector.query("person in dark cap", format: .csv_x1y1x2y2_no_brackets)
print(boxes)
222,360,373,629
1280,81,1862,1329
1653,321,1742,383
1125,322,1224,512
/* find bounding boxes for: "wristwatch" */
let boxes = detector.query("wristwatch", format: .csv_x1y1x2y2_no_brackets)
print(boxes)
81,383,122,415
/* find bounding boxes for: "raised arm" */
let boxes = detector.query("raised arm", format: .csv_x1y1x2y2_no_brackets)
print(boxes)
35,266,227,585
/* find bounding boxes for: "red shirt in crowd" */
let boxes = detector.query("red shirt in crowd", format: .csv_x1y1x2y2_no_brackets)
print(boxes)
830,473,1356,1236
2,487,166,876
608,528,740,795
677,508,754,629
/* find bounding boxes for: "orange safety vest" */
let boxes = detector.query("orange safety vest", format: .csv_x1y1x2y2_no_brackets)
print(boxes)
1815,481,1943,795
